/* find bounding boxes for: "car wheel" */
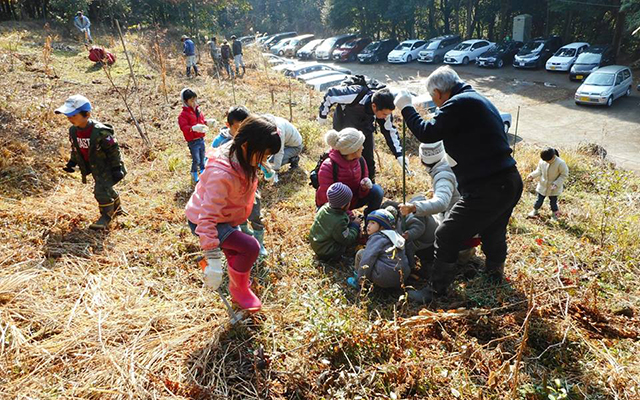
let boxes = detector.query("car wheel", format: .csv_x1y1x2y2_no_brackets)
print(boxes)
462,56,469,65
503,122,510,134
349,53,356,62
373,55,379,63
278,50,284,56
606,96,613,107
625,87,631,97
406,55,413,63
497,59,504,68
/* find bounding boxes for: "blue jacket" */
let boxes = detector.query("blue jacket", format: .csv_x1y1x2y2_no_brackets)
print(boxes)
183,39,196,56
74,15,90,30
211,127,233,148
401,82,516,189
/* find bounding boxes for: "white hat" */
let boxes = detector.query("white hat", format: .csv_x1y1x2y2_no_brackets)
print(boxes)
325,128,365,155
54,95,91,116
419,141,445,165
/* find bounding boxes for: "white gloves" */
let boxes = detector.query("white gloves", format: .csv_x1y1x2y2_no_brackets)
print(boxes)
192,124,209,133
317,116,328,126
203,249,224,290
205,118,217,127
394,90,413,111
397,155,414,176
360,177,373,190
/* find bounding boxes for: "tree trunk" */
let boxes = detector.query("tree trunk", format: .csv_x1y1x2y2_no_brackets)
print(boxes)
441,0,451,34
428,0,436,36
612,0,625,57
466,0,473,39
499,0,511,41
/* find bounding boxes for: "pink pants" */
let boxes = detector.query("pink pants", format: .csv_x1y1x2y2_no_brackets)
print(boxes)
221,230,260,273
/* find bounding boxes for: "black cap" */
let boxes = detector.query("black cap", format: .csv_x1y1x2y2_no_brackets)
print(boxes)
231,35,237,40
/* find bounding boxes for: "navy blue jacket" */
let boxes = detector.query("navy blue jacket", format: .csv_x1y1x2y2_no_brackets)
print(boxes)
401,82,516,188
183,39,195,56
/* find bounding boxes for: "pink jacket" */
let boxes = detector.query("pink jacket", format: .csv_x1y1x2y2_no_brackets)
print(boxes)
315,149,370,209
185,144,257,250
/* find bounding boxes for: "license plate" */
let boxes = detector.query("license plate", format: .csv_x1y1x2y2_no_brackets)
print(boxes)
520,62,525,66
579,96,590,102
478,61,485,66
550,66,556,70
576,75,583,80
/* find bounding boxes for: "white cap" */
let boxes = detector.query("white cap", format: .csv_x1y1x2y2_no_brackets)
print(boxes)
55,95,91,116
419,141,445,165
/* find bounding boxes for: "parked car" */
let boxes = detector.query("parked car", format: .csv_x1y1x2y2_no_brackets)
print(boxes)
569,45,616,81
297,69,345,83
263,32,297,49
281,63,351,78
306,73,349,91
418,35,461,64
477,40,523,68
271,38,294,55
238,35,256,45
332,37,372,62
412,93,513,133
513,36,563,69
282,34,315,58
256,34,274,46
262,53,295,66
358,39,399,63
388,39,428,63
315,34,357,60
444,39,494,65
296,38,324,60
574,65,632,107
545,42,590,72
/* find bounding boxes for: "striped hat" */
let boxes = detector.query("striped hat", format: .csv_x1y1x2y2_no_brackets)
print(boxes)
419,141,445,165
367,209,395,230
327,182,353,209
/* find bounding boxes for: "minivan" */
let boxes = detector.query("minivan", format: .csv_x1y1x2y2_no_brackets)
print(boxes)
569,45,615,81
575,65,632,107
263,32,297,49
315,34,357,60
358,39,399,63
418,35,461,64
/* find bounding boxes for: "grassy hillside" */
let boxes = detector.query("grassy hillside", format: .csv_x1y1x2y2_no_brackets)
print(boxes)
1,22,639,399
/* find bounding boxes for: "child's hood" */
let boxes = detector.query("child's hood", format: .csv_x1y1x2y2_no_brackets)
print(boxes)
380,230,405,250
219,126,233,140
206,142,245,180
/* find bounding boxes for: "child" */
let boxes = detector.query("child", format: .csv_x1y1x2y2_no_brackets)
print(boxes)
56,95,126,230
185,115,281,311
178,88,215,183
353,208,410,289
211,105,270,256
309,182,362,261
527,147,569,220
315,128,383,217
262,114,303,180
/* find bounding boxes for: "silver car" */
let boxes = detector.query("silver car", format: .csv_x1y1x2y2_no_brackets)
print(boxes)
575,65,633,107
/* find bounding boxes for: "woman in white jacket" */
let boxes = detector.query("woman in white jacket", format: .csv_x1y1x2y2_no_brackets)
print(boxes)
527,148,569,220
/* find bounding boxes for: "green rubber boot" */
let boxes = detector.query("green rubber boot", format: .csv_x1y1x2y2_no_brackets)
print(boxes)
253,228,268,257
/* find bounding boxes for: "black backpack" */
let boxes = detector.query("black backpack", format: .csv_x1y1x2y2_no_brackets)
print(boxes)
309,152,366,189
333,75,386,131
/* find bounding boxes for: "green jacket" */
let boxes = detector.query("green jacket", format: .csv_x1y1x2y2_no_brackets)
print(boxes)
309,204,360,259
67,120,126,183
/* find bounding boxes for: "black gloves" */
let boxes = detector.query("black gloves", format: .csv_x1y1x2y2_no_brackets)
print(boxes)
111,167,125,183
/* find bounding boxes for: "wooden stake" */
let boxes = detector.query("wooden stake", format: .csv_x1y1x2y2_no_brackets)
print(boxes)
513,106,520,154
288,78,293,122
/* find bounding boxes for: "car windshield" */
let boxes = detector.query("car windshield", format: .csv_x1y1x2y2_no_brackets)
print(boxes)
395,42,412,50
319,39,338,49
555,48,576,57
342,41,357,49
425,41,439,50
302,39,323,50
584,73,614,86
453,42,472,51
364,42,380,52
521,41,544,53
493,43,511,52
576,53,601,64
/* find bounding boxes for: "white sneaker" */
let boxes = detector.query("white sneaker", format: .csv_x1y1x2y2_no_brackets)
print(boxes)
527,209,539,218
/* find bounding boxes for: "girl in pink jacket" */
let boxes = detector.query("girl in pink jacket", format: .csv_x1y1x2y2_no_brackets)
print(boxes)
185,115,281,311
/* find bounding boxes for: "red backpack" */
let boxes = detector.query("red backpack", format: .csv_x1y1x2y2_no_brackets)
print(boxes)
88,46,116,65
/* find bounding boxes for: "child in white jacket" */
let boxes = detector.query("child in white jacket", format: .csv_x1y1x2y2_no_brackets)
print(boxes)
527,148,569,220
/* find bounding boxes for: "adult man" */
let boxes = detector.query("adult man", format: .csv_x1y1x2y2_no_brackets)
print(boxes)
74,11,92,43
206,36,221,75
395,66,523,302
181,35,198,78
220,40,233,78
318,81,409,182
231,35,245,76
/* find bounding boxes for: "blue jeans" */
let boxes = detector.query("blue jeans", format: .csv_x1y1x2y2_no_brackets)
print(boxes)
534,193,558,212
353,184,383,217
188,220,239,245
187,138,205,173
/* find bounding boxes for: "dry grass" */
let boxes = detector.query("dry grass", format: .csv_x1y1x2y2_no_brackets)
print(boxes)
1,22,640,399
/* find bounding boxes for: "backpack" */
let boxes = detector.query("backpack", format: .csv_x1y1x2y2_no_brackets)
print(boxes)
333,75,386,131
88,46,116,65
309,152,365,189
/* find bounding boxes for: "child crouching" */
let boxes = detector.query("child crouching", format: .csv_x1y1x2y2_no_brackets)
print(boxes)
309,183,362,261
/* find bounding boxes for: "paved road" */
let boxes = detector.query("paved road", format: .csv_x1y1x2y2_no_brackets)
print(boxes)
299,59,640,172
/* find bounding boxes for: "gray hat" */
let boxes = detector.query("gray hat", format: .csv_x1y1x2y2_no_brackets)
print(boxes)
419,141,445,165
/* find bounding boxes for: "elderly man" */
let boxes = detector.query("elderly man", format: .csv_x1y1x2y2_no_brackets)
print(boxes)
395,66,522,303
74,11,92,43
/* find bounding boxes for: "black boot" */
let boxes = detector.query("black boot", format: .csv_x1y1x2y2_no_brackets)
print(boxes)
484,260,505,282
193,65,199,76
186,66,191,78
407,260,457,304
289,155,300,169
113,196,127,216
90,203,115,230
242,65,246,75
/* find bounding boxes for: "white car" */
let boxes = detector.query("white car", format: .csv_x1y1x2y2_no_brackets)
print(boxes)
444,39,494,65
271,61,300,72
545,42,590,72
387,40,428,63
306,74,349,91
280,63,351,78
297,69,344,83
412,93,512,134
263,53,295,66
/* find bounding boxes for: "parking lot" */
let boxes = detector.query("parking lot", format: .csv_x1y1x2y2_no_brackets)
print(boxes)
296,59,640,172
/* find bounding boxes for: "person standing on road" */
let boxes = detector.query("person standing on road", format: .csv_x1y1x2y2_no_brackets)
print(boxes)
394,66,523,303
181,35,199,78
231,35,246,76
318,79,409,182
74,11,92,44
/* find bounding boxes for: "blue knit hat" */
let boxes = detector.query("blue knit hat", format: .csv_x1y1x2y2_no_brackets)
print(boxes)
367,209,395,230
327,182,352,209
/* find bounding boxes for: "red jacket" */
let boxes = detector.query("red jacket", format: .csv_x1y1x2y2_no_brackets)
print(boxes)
178,106,206,142
315,149,370,209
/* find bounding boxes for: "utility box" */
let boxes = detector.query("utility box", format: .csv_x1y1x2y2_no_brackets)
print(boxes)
513,14,532,42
